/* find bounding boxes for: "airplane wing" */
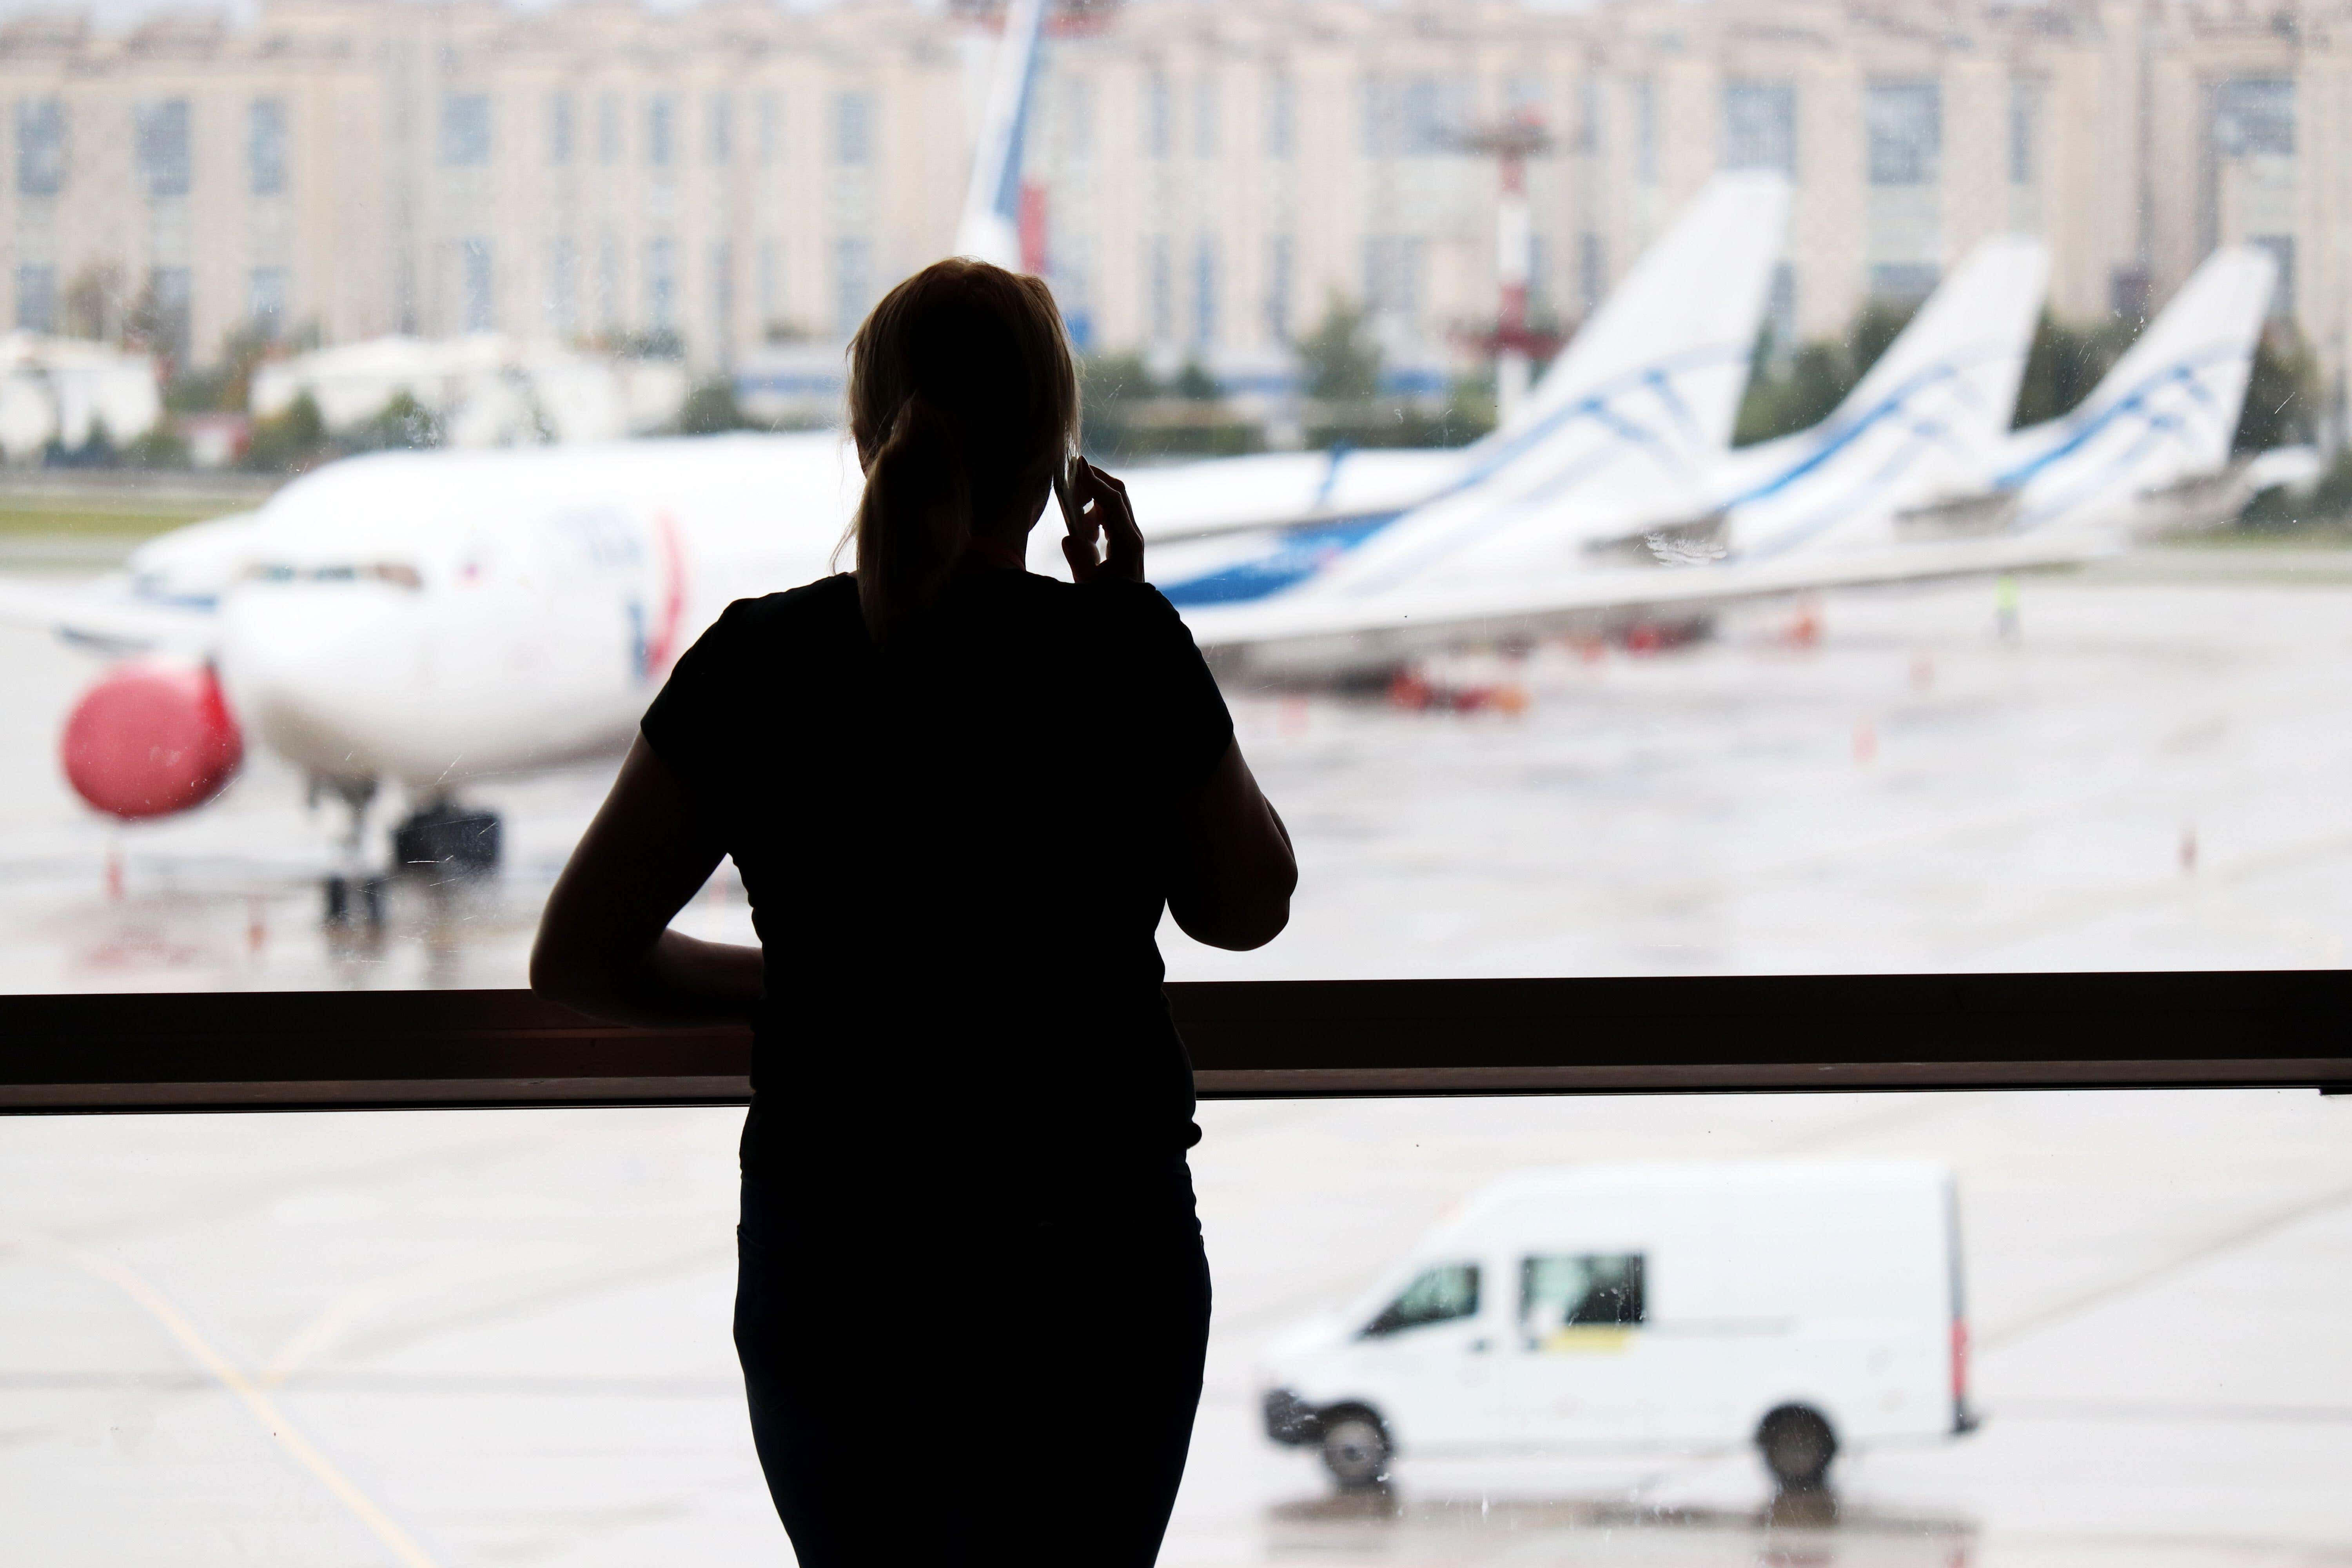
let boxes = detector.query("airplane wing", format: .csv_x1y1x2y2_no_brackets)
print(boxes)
1185,530,2103,673
1148,171,1794,608
952,0,1047,270
1997,246,2278,534
0,572,222,657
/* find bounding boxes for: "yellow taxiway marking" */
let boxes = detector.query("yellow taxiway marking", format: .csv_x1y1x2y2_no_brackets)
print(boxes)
57,1238,443,1568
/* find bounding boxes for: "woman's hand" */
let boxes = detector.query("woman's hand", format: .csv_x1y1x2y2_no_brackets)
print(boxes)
1058,457,1143,583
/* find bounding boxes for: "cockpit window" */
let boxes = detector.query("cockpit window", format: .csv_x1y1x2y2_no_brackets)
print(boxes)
1521,1252,1646,1334
241,562,422,589
1361,1262,1480,1337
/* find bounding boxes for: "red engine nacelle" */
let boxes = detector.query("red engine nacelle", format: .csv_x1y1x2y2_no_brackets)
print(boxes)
62,660,244,820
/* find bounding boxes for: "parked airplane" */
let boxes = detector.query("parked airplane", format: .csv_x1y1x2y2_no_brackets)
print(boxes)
1175,245,2271,675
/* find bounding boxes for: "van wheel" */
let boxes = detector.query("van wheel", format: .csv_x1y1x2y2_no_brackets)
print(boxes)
1318,1407,1391,1491
1757,1404,1837,1491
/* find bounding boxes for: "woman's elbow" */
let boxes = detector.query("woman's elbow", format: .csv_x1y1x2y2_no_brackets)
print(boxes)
528,933,600,1011
1176,889,1293,951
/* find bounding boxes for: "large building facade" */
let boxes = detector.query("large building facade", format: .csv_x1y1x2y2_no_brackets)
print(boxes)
0,0,2341,409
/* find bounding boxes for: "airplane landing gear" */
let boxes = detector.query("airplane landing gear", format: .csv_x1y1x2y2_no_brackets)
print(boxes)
312,775,387,930
392,801,502,876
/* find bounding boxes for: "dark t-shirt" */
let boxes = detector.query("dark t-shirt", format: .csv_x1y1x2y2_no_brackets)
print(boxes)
640,570,1233,1186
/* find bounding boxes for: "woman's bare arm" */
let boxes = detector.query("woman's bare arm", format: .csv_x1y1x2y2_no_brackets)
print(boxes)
529,737,764,1025
1167,738,1296,951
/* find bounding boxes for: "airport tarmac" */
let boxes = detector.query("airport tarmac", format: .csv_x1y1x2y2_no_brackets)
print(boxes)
3,1088,2349,1565
3,558,2352,988
4,557,2352,1562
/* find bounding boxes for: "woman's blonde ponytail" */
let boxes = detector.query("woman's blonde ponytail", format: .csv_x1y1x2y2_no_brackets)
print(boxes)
852,395,971,645
841,258,1080,645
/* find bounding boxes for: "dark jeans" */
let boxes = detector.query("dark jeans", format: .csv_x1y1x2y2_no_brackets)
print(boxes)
734,1155,1211,1567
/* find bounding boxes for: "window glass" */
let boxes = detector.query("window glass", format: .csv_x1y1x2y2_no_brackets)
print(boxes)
6,1089,2348,1555
1362,1261,1480,1336
0,2,2337,997
1522,1251,1646,1336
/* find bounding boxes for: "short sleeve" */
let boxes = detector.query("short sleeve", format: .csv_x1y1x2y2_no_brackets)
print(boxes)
1118,583,1234,793
639,599,747,803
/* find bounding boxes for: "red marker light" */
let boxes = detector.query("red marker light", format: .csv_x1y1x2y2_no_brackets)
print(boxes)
61,660,244,820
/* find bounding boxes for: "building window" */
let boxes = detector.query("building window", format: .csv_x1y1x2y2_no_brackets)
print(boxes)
832,236,873,339
147,266,192,358
1576,231,1605,313
1866,80,1940,187
1147,234,1171,343
1365,233,1426,330
2252,235,2294,321
248,99,287,196
16,263,55,332
1722,81,1796,176
758,91,781,165
1193,78,1218,160
550,91,574,167
1190,233,1218,348
1063,78,1094,164
1146,74,1171,159
758,238,780,329
547,238,577,334
438,92,492,170
1633,78,1657,187
1869,262,1940,303
1052,234,1093,348
710,239,733,347
833,92,873,167
1364,76,1468,159
1577,76,1601,156
1267,74,1294,160
597,232,621,330
135,99,192,198
2214,78,2296,157
1765,261,1795,349
646,237,677,332
1265,233,1292,342
458,239,494,332
598,93,622,165
647,94,676,170
248,266,289,336
708,93,733,165
2008,79,2038,187
16,99,65,196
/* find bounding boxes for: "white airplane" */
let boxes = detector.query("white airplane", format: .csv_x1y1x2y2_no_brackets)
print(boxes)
1174,242,2275,675
1127,171,1793,604
1991,244,2279,537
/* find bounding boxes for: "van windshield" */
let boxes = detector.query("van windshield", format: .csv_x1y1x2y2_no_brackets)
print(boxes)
1362,1263,1481,1337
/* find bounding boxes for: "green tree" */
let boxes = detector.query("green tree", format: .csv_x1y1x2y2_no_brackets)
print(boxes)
1297,294,1382,405
2233,323,2318,454
1733,299,1921,446
1171,360,1220,402
343,390,445,452
677,376,752,434
2012,314,2140,428
243,390,328,474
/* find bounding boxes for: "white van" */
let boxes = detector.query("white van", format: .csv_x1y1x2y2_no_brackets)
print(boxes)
1259,1161,1974,1490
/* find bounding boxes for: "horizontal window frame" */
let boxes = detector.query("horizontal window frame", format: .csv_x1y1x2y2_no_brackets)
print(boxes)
1,971,2345,1114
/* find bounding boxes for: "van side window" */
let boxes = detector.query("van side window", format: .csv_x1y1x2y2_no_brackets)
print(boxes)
1361,1263,1480,1337
1521,1253,1646,1338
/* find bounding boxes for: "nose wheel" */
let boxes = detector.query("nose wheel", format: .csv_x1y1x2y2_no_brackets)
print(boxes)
391,802,503,875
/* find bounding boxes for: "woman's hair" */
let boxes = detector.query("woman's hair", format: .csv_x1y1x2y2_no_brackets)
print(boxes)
843,258,1079,642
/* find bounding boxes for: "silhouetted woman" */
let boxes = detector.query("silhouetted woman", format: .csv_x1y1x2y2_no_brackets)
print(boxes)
530,258,1296,1566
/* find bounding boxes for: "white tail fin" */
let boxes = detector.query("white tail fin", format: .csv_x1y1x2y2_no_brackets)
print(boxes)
953,0,1049,271
1304,171,1793,596
2002,245,2278,528
1729,235,2049,556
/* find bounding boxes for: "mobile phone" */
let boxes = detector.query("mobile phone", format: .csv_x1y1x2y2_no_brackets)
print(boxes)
1052,459,1082,536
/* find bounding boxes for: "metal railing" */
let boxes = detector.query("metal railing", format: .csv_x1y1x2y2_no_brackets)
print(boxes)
2,971,2345,1112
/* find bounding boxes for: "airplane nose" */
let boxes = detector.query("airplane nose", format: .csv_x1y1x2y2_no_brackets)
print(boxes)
219,586,421,781
62,659,245,819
